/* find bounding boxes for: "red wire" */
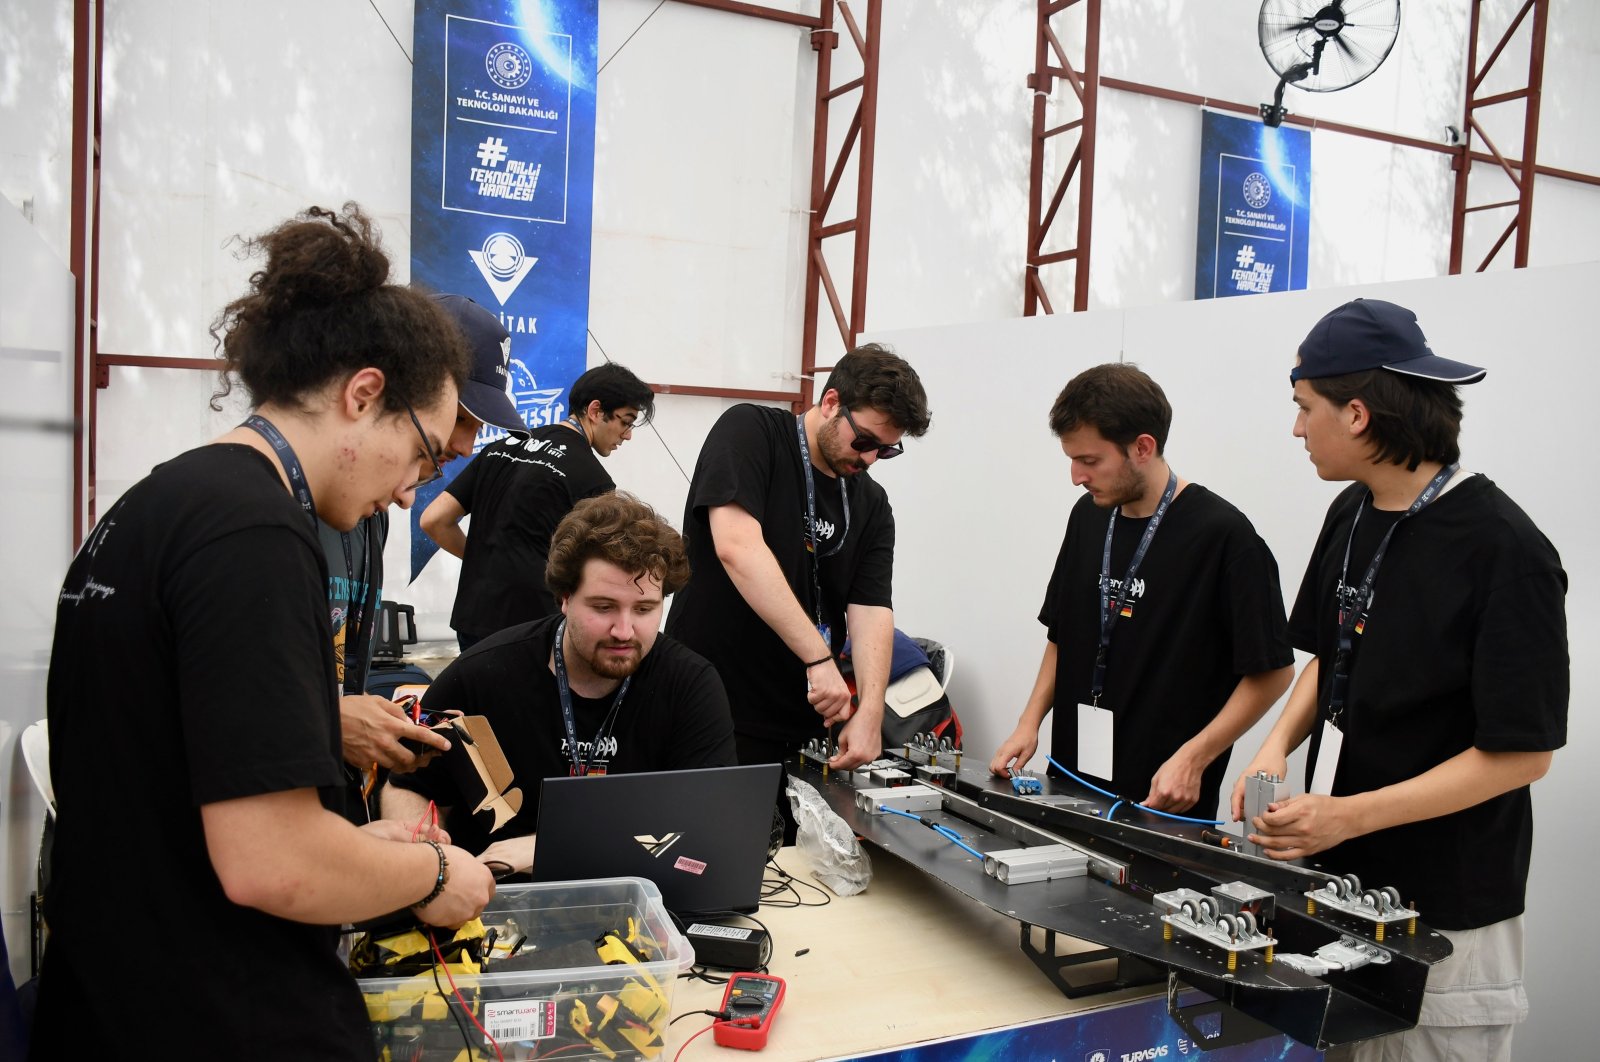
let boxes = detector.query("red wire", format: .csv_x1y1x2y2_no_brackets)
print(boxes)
429,929,505,1062
410,799,437,842
672,1021,717,1062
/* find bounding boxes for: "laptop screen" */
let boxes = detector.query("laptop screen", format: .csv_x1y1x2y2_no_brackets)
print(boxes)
529,763,783,916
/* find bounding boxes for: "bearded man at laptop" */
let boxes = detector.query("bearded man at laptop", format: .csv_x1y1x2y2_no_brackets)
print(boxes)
382,492,736,874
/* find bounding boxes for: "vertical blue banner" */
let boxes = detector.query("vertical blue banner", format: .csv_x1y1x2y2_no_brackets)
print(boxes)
1194,110,1310,300
410,0,598,580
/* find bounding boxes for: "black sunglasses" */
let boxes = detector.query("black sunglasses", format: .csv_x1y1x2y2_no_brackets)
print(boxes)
395,394,445,491
840,406,904,460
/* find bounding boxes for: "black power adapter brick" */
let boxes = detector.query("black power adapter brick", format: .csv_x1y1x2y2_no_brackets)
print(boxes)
684,920,770,970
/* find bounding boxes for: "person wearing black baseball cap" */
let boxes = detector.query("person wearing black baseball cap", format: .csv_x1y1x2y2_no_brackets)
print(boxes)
1234,297,1568,1061
319,293,530,823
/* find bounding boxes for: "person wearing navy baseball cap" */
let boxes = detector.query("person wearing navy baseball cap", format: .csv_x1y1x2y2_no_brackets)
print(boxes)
1235,297,1568,1062
1290,297,1487,385
431,292,529,454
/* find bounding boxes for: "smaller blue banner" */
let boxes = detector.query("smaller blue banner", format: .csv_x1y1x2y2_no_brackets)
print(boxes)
1194,110,1311,300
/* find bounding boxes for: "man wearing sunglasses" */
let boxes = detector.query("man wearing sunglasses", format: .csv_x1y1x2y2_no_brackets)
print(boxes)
319,293,530,822
667,344,932,785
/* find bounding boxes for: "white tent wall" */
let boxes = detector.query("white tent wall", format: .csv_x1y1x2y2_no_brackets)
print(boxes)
1,0,1595,1044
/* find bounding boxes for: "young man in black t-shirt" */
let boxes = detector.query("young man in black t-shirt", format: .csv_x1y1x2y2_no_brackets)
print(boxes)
1234,299,1567,1061
422,362,656,648
384,493,736,875
666,344,932,773
990,364,1295,819
322,294,530,821
37,205,495,1058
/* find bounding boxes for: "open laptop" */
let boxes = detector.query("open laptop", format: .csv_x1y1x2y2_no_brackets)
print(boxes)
529,763,783,916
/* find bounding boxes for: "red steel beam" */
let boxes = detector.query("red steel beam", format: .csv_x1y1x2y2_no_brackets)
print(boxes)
70,0,103,545
671,0,823,30
98,354,221,371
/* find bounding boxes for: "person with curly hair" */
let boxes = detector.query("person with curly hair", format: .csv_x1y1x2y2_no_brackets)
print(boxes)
382,492,736,876
36,204,496,1058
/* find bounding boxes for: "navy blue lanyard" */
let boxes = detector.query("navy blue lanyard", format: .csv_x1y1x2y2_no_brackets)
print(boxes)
1091,471,1178,704
1326,463,1458,722
244,415,316,521
552,618,631,776
795,415,850,629
244,414,363,655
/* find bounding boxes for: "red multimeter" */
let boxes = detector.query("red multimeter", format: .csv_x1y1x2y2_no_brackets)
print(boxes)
713,973,785,1050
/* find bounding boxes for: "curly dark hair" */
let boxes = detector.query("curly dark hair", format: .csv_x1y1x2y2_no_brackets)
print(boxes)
822,343,932,437
208,203,469,414
545,492,692,600
1048,362,1172,454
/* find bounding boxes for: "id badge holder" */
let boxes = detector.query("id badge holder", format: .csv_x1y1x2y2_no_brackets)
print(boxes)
1075,702,1114,780
1310,718,1344,796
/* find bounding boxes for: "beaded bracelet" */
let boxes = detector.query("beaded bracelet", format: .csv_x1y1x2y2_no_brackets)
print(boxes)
413,839,448,909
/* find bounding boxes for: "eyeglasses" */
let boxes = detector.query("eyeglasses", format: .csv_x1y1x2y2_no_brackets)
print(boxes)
840,406,904,460
395,394,445,491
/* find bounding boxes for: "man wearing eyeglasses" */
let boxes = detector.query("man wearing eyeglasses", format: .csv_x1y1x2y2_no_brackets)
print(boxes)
667,344,933,779
320,293,530,821
422,362,657,651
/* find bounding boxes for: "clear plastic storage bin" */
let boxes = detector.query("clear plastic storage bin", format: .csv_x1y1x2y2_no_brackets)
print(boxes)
355,876,694,1061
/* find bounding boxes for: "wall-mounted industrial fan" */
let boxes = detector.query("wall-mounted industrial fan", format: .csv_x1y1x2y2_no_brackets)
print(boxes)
1258,0,1402,126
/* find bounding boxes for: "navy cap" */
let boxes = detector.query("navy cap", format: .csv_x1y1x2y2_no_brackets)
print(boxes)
431,293,528,435
1292,299,1486,385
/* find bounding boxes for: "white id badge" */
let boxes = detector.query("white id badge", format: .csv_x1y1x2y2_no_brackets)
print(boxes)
1075,702,1115,779
1310,719,1344,796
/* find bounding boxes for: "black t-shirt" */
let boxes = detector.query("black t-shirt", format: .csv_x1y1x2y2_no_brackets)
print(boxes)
1041,486,1293,816
447,425,613,635
664,404,895,743
389,615,737,854
1289,476,1568,929
36,445,371,1059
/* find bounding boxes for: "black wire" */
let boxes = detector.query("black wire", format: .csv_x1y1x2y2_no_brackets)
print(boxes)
366,0,413,65
670,1008,731,1026
760,859,832,909
586,328,692,485
427,938,475,1056
598,0,670,75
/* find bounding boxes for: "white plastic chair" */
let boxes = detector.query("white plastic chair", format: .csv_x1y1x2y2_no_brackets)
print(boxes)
21,719,54,814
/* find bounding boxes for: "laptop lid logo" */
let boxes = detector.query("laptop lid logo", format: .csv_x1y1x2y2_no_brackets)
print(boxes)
634,832,684,858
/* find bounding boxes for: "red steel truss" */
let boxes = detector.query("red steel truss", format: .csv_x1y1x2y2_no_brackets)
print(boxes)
1449,0,1549,272
73,1,884,536
1027,0,1594,314
1025,0,1100,316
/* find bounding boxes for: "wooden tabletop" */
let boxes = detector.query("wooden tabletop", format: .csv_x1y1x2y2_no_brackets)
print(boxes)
662,846,1158,1061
